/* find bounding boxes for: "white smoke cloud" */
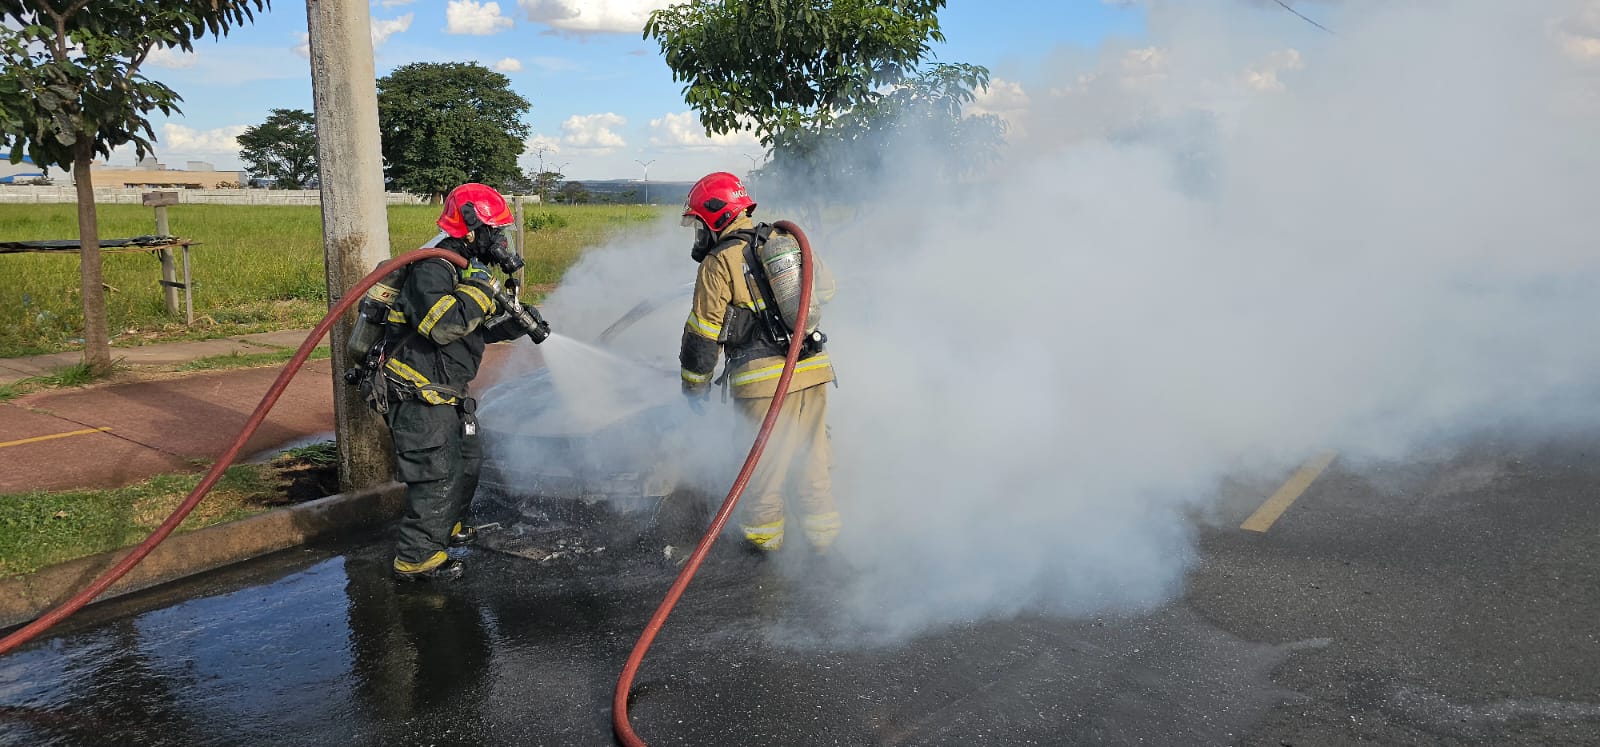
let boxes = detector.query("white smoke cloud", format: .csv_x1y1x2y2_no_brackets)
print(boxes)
488,1,1600,642
1242,48,1303,92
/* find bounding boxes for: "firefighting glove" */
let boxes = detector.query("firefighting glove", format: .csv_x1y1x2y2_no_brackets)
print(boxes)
458,262,501,314
682,381,709,415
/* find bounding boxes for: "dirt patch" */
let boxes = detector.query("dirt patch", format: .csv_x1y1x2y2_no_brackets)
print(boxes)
269,458,341,506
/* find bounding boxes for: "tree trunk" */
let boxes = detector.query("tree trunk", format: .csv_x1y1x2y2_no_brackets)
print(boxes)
73,144,111,370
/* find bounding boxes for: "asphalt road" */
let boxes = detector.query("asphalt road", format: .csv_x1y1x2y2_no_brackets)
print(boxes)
1,429,1596,746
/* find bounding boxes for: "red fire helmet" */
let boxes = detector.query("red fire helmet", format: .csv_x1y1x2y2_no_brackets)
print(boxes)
682,172,755,233
437,183,515,238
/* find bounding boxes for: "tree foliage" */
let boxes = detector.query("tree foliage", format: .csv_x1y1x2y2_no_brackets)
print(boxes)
237,108,317,188
769,62,1006,196
647,1,1005,212
645,0,948,144
529,169,563,203
376,62,530,200
0,0,269,367
557,180,589,204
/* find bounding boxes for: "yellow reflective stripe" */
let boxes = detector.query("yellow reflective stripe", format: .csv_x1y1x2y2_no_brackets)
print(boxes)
386,309,407,323
741,519,785,549
418,295,458,337
686,312,722,340
729,353,832,387
457,285,493,314
681,368,712,384
736,299,768,311
384,358,454,405
742,519,784,534
393,551,449,573
802,512,842,532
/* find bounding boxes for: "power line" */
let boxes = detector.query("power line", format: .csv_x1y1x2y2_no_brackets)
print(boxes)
1272,0,1334,35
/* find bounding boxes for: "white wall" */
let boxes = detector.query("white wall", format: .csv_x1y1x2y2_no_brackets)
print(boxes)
0,186,426,205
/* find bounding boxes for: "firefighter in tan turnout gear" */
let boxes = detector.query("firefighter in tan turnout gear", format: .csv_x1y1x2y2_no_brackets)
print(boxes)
678,172,839,552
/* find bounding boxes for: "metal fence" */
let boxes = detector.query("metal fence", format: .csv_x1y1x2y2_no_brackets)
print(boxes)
0,186,427,206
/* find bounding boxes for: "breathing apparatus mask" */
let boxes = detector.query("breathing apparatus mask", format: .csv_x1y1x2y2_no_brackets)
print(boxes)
685,214,715,263
460,201,525,275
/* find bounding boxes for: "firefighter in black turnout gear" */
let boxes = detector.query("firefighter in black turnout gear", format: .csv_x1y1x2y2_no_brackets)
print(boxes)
379,183,549,581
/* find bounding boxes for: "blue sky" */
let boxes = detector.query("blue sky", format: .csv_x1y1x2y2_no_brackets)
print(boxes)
138,0,1145,181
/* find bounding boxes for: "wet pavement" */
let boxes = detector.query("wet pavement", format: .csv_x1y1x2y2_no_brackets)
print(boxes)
2,431,1599,746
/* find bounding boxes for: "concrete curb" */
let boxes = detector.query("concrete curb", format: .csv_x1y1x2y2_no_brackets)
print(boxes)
0,482,404,630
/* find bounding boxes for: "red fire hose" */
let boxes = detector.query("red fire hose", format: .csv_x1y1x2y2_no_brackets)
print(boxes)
612,219,817,747
0,248,468,657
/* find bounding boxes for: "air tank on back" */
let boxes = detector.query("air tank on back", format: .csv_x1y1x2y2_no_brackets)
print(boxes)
755,229,830,337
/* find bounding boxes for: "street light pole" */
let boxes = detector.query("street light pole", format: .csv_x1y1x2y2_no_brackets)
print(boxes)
634,158,656,205
743,153,758,176
551,162,569,203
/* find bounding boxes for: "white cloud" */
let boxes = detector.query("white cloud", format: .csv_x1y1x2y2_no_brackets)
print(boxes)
372,13,414,47
1558,1,1600,61
517,0,673,34
525,134,562,155
648,111,759,150
146,46,199,69
292,15,409,57
446,0,514,35
494,57,524,72
560,113,628,152
968,78,1031,121
1243,48,1304,93
158,123,249,158
381,0,416,7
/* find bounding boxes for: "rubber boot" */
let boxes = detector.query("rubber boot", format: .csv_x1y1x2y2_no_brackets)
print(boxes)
393,551,465,582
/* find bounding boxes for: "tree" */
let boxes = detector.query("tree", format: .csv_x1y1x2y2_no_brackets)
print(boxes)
767,62,1006,200
237,108,317,189
0,0,268,369
645,0,1001,219
557,180,589,204
376,62,530,202
530,169,563,204
645,0,947,145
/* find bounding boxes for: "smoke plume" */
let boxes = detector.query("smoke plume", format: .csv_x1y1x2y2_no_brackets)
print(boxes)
498,0,1600,641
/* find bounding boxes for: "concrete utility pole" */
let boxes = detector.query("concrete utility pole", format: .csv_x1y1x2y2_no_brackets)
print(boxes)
306,0,395,492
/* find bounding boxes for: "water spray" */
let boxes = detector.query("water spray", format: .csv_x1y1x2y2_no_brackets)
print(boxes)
0,247,472,657
611,219,817,747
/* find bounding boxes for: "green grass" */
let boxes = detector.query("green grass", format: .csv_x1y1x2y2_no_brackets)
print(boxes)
27,360,117,387
0,464,269,577
0,383,18,402
0,441,346,578
0,202,667,358
279,439,338,466
178,345,331,372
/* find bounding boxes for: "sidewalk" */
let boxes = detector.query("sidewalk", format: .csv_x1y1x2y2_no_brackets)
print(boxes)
0,330,321,387
0,331,334,494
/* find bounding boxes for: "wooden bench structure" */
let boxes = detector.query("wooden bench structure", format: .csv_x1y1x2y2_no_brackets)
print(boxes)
0,235,200,324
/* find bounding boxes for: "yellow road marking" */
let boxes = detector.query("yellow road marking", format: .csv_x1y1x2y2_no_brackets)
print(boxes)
0,426,114,450
1241,450,1338,533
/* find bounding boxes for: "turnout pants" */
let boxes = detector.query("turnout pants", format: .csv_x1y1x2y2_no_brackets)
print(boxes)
734,384,838,550
386,398,480,564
